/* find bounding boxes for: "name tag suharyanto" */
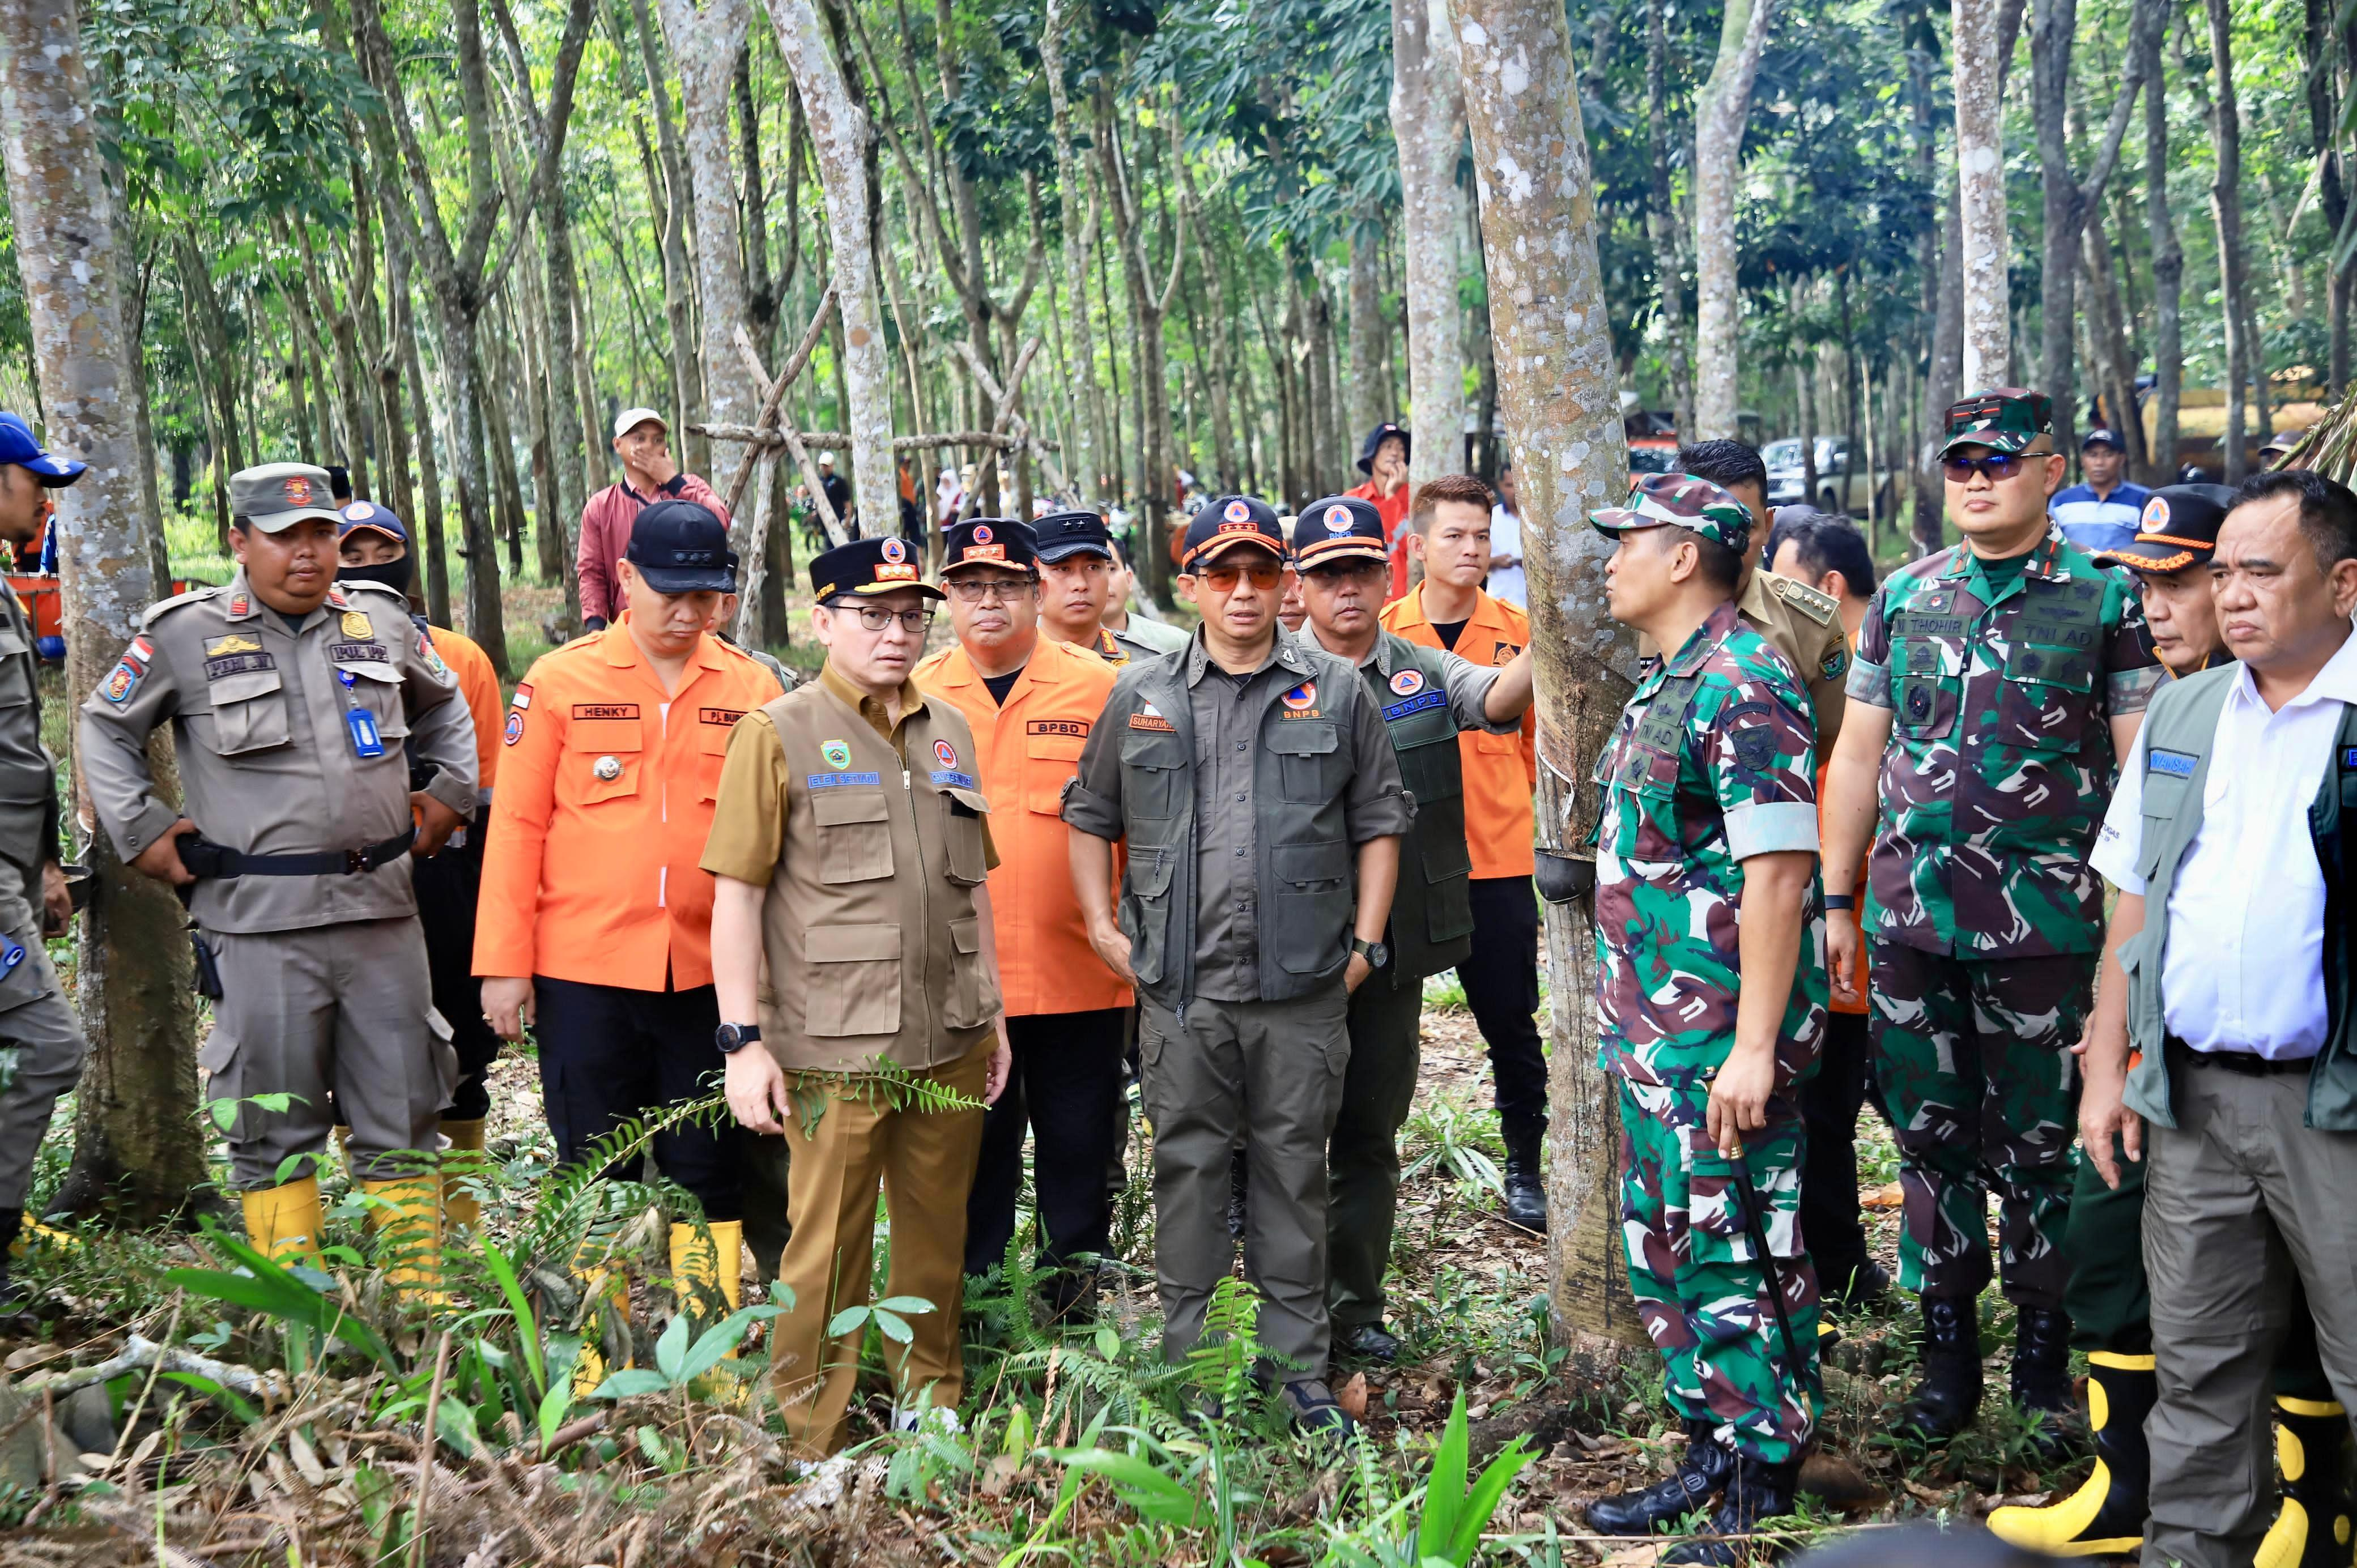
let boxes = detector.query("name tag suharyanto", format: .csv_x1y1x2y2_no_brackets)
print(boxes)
807,772,883,789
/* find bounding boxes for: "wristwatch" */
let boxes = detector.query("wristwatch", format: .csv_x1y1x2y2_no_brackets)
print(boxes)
1350,937,1390,969
1823,894,1855,912
715,1021,762,1055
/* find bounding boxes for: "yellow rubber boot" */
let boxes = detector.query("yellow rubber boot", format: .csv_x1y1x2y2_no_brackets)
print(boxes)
1989,1352,2155,1556
439,1118,488,1233
359,1176,445,1302
670,1221,745,1312
2258,1396,2352,1568
572,1243,631,1398
239,1176,325,1266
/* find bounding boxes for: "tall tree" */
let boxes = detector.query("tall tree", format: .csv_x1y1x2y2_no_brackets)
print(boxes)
2196,0,2249,480
1039,0,1104,502
0,0,201,1224
2142,0,2180,480
1645,0,1693,440
1952,0,2008,389
1390,0,1466,484
1690,0,1772,438
1456,0,1645,1349
2304,0,2351,396
628,0,708,474
659,0,757,468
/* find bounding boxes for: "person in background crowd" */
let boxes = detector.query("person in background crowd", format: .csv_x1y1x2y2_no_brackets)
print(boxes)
913,518,1126,1320
334,500,506,1230
2261,428,2308,472
1104,538,1192,655
477,500,785,1374
1763,509,1887,1307
1821,389,2160,1448
577,410,730,633
1487,465,1526,607
1581,474,1824,1564
1063,496,1407,1434
1277,559,1309,634
2072,470,2357,1568
82,463,476,1281
1381,475,1548,1229
1032,512,1127,663
2048,428,2151,557
897,457,925,544
0,420,87,1307
1296,493,1533,1362
816,451,854,536
705,537,1011,1459
1347,423,1414,601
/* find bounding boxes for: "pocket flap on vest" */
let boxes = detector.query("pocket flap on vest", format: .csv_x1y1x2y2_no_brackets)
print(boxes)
807,923,901,963
1266,723,1338,756
811,788,891,826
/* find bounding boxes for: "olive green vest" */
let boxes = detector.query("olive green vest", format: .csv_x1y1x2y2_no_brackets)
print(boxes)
1355,633,1474,983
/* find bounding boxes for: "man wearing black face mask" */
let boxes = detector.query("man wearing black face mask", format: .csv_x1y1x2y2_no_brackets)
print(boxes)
337,500,507,1226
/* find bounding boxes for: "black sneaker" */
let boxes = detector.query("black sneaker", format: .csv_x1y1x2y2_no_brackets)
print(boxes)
1337,1322,1400,1364
1279,1378,1355,1437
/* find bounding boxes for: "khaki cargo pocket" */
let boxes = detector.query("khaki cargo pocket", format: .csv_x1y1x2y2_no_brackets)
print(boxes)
1271,840,1352,975
1269,722,1340,802
805,923,903,1037
201,668,292,756
1118,846,1175,988
939,785,989,885
1120,732,1186,820
943,915,995,1029
811,787,895,883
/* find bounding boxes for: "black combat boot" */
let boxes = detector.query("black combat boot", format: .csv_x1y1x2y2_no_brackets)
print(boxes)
2009,1304,2076,1460
1500,1115,1547,1232
1987,1351,2155,1555
1892,1294,1984,1445
1660,1451,1804,1565
1585,1420,1735,1536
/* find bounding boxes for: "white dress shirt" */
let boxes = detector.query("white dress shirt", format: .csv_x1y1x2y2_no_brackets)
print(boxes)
2091,634,2357,1060
1487,504,1527,606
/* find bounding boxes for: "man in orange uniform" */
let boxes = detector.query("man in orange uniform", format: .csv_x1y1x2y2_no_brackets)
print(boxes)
1347,423,1413,601
475,499,786,1303
1380,473,1547,1229
335,501,506,1225
913,518,1128,1318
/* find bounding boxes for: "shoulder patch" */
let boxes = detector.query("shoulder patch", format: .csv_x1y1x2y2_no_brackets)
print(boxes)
1768,573,1840,625
138,584,222,628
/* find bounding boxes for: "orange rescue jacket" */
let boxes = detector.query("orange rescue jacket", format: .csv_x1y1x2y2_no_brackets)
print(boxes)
1382,585,1537,881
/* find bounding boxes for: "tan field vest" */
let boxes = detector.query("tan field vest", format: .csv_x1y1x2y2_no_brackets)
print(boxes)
758,681,1002,1072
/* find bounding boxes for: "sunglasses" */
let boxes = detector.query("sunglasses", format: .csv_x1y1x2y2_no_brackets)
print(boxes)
1942,453,2033,484
1196,563,1284,591
944,576,1035,603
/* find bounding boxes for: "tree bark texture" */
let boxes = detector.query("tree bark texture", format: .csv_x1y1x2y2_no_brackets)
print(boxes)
1038,0,1103,501
1348,218,1390,444
0,0,203,1224
1646,0,1693,441
2198,0,2248,481
2145,11,2181,481
1392,0,1467,486
660,0,756,456
1954,0,2009,391
629,0,707,476
1456,0,1647,1353
1691,0,1771,440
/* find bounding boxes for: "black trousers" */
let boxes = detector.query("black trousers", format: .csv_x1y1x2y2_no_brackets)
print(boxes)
532,976,743,1221
411,816,499,1120
964,1008,1126,1284
1458,876,1548,1136
1797,1009,1889,1296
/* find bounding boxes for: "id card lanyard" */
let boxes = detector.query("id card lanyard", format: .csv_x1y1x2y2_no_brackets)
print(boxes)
338,669,385,758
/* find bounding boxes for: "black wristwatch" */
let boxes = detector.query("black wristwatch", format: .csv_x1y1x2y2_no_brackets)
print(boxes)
715,1021,762,1055
1823,894,1855,912
1350,937,1390,968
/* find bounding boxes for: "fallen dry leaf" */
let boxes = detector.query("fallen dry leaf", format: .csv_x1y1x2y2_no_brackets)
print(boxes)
1337,1373,1369,1423
1903,1477,1956,1507
1862,1181,1904,1211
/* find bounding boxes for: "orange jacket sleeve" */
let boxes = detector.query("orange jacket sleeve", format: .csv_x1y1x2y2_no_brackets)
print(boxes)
473,666,560,977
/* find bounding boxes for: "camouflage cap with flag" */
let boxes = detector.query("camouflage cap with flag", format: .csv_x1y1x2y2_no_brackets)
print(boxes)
1589,472,1752,552
1939,387,2055,456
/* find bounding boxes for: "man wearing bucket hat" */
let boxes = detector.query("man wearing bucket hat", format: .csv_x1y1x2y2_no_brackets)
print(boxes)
1346,423,1414,600
1819,388,2162,1448
1577,472,1824,1563
576,408,731,633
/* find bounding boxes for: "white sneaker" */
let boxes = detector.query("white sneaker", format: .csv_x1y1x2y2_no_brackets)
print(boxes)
891,1404,964,1437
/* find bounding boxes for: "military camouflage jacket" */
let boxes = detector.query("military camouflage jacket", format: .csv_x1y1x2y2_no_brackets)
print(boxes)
1846,529,2160,958
1592,600,1827,1090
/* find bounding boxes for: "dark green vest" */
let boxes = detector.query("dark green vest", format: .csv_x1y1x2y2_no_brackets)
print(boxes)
1355,633,1474,983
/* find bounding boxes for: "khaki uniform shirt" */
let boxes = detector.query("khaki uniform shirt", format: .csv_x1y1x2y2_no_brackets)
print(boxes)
700,665,1002,1072
1638,565,1850,748
78,572,478,934
0,580,57,880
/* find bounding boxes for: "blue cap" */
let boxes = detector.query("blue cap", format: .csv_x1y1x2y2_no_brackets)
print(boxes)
337,498,409,544
0,414,83,486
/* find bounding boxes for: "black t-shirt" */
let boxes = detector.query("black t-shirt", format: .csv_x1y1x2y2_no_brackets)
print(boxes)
982,669,1022,706
1432,619,1468,653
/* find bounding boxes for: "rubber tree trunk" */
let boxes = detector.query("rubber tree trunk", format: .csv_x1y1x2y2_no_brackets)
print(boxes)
1039,0,1103,502
660,0,755,459
763,0,886,545
1457,0,1649,1354
1691,0,1772,439
1348,216,1390,441
1647,0,1693,440
1390,0,1466,486
1954,0,2009,390
2145,10,2181,481
2202,0,2248,481
0,0,203,1225
632,0,707,475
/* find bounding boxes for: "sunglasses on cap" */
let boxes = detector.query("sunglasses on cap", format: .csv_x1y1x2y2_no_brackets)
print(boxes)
1942,453,2037,484
1195,562,1284,591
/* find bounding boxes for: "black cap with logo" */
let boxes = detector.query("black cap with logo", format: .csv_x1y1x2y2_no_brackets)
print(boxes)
627,499,738,593
1294,495,1389,569
1180,496,1288,570
940,517,1037,574
808,535,945,602
1034,509,1115,564
2091,484,2238,575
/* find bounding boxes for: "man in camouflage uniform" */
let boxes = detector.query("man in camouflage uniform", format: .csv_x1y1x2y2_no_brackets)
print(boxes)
1821,390,2162,1446
1581,474,1825,1566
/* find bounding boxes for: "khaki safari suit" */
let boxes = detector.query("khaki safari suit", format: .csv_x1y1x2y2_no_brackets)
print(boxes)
80,562,477,1196
701,665,1002,1458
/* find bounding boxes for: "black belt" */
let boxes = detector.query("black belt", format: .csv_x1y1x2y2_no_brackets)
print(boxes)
2166,1035,2314,1076
181,828,415,880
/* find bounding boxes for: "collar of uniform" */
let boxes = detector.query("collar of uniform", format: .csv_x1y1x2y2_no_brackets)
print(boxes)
819,660,927,738
941,633,1057,691
1942,528,2067,587
595,612,725,674
1182,627,1291,687
1303,620,1390,676
1663,599,1742,678
2226,627,2357,716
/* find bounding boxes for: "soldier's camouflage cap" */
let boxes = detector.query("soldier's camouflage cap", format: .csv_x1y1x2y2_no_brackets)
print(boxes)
231,463,348,533
1940,387,2054,457
1590,472,1752,552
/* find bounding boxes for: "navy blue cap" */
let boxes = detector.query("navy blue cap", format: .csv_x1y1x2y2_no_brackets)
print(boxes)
627,498,738,593
0,414,83,487
941,517,1036,574
1033,509,1114,564
1295,495,1389,569
337,498,409,544
809,535,945,601
1355,421,1409,476
1181,496,1287,570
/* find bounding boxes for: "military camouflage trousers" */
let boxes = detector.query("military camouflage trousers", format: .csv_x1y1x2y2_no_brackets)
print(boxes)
1616,1076,1820,1463
1868,941,2096,1310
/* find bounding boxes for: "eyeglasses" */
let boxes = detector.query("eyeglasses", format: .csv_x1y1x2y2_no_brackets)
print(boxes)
1196,563,1284,592
829,602,935,634
1942,453,2031,484
944,576,1035,603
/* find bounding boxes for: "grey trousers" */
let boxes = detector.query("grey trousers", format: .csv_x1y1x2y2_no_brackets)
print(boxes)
2144,1055,2357,1568
0,886,84,1210
1139,986,1350,1382
200,918,456,1188
1326,977,1423,1331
